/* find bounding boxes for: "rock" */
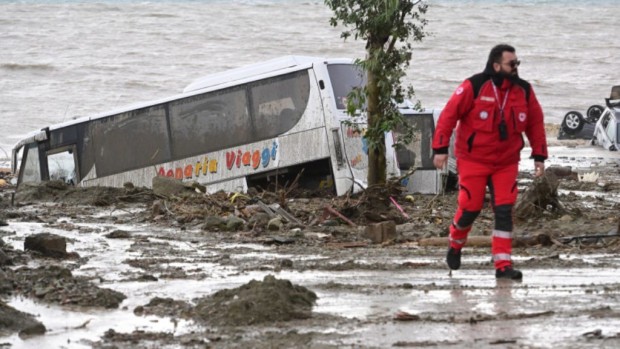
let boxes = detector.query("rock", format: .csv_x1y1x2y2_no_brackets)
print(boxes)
226,215,246,231
279,259,294,268
0,249,11,267
267,216,283,231
202,216,226,231
18,323,46,339
134,297,192,318
396,222,416,234
0,301,46,338
248,212,271,228
152,176,192,198
0,269,13,294
24,233,67,257
546,166,575,178
105,230,131,239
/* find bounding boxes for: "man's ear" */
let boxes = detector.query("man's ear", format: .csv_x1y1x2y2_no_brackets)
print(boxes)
492,62,500,73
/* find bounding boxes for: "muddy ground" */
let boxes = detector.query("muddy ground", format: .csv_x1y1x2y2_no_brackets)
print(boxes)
1,141,620,348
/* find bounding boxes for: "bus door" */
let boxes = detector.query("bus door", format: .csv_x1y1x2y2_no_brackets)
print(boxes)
314,63,358,195
340,122,368,191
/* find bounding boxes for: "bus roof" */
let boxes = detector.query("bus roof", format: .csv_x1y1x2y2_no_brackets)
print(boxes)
183,55,341,93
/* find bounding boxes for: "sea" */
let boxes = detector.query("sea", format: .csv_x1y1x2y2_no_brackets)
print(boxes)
1,0,618,163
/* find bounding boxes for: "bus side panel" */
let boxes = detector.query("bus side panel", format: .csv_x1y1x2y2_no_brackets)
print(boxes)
82,128,331,190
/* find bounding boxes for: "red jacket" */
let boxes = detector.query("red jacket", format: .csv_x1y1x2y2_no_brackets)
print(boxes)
432,74,548,166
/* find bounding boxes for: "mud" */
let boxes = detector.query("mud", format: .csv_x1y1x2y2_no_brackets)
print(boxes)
1,143,620,348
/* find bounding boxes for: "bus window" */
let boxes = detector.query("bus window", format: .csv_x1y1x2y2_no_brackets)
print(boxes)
47,148,77,185
250,70,309,139
20,143,41,183
91,105,170,177
396,113,436,170
170,87,250,159
327,64,366,110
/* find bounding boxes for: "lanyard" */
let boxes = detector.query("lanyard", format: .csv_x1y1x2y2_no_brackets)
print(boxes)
492,84,510,120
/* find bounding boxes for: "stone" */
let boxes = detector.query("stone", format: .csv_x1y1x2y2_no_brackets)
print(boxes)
267,216,283,231
202,216,227,231
226,215,246,231
152,176,190,198
24,233,67,257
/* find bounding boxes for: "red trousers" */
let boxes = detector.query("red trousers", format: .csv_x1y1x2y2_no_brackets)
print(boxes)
449,159,519,270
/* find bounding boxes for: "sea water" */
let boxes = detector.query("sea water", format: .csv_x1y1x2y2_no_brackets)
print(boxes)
1,0,618,158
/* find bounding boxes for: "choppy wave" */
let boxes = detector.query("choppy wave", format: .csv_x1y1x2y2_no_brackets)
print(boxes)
1,63,55,71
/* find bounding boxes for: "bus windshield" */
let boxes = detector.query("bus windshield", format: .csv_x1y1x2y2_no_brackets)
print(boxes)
327,64,366,110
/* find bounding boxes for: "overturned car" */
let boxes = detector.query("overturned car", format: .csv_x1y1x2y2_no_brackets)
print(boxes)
559,85,620,151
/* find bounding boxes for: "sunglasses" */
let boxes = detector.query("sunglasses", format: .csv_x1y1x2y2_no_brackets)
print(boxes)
503,60,521,68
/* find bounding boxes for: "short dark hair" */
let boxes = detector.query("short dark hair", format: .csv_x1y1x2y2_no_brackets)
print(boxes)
488,44,515,64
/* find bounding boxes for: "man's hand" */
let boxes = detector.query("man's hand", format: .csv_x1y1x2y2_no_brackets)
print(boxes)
434,154,449,170
534,161,545,177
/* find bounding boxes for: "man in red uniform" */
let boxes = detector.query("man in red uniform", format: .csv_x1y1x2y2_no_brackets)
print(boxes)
432,44,547,280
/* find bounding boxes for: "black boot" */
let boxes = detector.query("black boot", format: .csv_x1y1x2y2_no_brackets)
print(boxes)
446,247,461,270
495,266,523,280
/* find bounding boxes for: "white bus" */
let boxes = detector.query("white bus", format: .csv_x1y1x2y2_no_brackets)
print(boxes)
12,56,450,195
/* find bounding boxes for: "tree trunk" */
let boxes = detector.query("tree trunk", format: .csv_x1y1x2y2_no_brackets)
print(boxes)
514,172,566,221
366,45,386,186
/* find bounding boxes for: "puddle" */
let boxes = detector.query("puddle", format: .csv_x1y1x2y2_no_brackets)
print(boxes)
558,189,620,204
4,296,195,349
520,145,620,172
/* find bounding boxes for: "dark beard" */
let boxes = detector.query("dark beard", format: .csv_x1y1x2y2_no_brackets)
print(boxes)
492,70,519,86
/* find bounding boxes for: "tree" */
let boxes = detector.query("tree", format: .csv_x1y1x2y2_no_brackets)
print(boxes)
325,0,428,186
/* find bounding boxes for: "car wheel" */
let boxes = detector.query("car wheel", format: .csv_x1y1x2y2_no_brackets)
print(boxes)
586,105,604,123
561,111,584,135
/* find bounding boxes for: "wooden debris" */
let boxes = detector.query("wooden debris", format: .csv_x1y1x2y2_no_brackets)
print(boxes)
515,171,567,221
418,234,553,247
322,205,357,227
393,311,420,321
